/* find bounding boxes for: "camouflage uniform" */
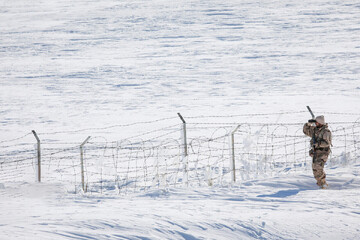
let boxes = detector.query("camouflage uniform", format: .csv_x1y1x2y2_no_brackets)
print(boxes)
303,117,332,188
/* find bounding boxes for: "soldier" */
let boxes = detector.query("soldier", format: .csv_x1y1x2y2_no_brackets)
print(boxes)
303,115,332,189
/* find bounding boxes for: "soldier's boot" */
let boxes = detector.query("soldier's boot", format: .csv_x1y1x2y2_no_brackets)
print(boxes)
316,179,322,187
319,178,328,189
321,182,328,189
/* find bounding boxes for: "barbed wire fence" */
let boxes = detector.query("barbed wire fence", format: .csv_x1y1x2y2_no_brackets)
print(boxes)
0,111,359,194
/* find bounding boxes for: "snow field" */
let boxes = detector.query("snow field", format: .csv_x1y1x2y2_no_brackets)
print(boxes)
1,0,360,239
1,165,359,239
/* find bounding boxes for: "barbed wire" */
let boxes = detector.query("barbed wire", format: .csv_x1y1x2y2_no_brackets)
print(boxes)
0,115,359,194
184,111,309,119
322,112,360,116
187,121,359,126
37,116,179,135
0,132,32,145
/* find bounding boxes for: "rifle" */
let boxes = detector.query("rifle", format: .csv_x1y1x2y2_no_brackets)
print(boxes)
306,106,316,163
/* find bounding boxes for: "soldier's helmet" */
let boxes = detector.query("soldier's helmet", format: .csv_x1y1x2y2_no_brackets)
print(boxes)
315,115,325,125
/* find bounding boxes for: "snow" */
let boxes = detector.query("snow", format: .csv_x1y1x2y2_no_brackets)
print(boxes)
1,0,360,239
1,166,360,239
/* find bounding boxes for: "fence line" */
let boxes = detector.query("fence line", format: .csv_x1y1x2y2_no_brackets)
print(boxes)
1,112,360,194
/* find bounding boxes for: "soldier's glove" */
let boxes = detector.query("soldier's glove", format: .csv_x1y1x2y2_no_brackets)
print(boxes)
308,119,316,123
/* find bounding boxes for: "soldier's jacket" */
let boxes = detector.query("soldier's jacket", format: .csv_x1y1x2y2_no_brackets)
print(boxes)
303,123,332,155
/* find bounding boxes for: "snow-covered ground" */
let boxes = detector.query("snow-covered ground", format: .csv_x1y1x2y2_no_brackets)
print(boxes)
1,0,360,239
1,165,360,239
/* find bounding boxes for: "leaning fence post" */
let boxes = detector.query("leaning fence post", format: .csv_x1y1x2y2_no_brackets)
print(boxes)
177,113,188,186
177,113,188,156
32,130,41,182
80,136,91,193
230,125,241,183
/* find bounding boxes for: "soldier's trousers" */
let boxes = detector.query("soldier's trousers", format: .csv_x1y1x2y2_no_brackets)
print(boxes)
312,152,329,186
